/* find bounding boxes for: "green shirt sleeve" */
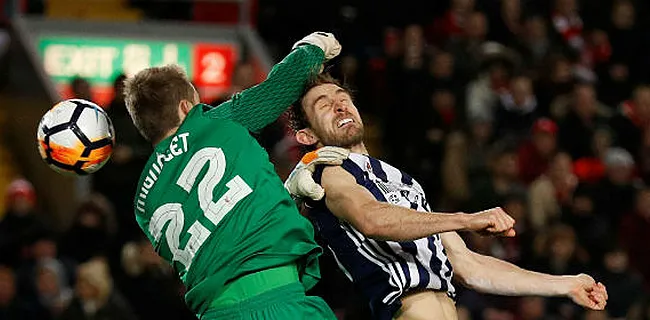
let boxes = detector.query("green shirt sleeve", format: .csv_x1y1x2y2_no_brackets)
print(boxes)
203,44,325,133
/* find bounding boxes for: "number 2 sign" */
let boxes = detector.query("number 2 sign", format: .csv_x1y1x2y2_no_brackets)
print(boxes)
193,43,237,89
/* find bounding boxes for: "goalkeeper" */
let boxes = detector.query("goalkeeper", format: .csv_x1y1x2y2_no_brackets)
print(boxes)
123,33,341,320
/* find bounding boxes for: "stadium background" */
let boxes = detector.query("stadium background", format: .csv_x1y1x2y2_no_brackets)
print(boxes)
0,0,648,319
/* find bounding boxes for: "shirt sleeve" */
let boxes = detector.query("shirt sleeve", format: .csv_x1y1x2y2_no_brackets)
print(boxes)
204,44,325,133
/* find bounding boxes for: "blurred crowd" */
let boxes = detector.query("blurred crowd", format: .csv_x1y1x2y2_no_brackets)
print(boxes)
3,0,650,319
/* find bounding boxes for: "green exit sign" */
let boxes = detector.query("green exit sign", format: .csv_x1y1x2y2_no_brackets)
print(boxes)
37,36,238,104
39,37,192,84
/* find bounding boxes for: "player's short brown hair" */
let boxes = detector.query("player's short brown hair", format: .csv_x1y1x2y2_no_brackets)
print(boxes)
287,73,350,132
123,65,196,143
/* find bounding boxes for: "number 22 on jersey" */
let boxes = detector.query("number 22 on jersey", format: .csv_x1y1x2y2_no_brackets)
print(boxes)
148,147,252,271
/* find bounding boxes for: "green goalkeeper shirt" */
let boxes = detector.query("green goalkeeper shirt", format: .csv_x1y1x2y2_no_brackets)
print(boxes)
132,44,325,317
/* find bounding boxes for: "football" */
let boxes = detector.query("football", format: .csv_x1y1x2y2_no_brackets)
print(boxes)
37,99,115,175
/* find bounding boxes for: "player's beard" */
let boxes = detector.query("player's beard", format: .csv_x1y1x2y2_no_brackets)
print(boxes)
319,125,364,149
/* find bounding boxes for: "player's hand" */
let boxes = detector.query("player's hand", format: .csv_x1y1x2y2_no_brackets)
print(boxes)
564,274,608,310
292,32,342,61
466,207,516,237
284,146,350,201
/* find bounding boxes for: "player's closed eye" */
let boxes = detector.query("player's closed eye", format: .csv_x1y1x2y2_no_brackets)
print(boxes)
318,101,332,110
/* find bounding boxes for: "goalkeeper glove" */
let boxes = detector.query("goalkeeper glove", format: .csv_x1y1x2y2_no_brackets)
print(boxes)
284,146,350,201
292,32,342,61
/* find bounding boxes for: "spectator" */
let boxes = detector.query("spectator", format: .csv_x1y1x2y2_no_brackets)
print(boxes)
573,127,613,184
528,152,577,231
518,118,558,184
15,230,75,314
70,77,92,101
0,179,46,267
598,0,639,106
610,85,650,159
535,54,576,114
494,74,539,140
59,258,137,320
447,11,490,79
500,192,533,264
441,112,498,207
428,51,463,102
0,265,36,320
551,0,584,55
466,140,525,211
620,188,650,290
59,196,117,265
592,147,638,227
596,246,644,319
531,224,586,319
465,50,516,124
515,16,555,73
562,186,610,262
428,0,475,45
118,238,194,320
31,258,74,319
557,83,610,159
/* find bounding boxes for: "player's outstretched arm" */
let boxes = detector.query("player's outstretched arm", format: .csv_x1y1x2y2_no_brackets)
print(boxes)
441,232,608,310
320,166,513,241
206,33,340,133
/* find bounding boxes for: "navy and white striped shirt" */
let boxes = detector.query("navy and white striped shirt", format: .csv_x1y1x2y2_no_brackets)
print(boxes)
309,153,455,320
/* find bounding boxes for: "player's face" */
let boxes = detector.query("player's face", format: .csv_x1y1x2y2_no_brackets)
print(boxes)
301,83,364,148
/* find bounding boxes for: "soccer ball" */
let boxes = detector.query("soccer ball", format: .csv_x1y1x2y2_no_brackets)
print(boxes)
37,99,115,175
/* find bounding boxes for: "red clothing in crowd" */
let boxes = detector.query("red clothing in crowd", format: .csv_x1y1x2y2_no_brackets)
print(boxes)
428,10,466,44
573,158,606,183
519,119,558,184
518,142,549,184
552,12,584,51
621,100,649,128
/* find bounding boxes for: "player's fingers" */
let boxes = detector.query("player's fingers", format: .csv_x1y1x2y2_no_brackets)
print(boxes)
306,183,325,201
494,211,511,233
588,289,605,301
503,228,516,237
590,289,607,305
505,211,516,226
309,157,342,166
484,214,499,232
587,292,604,310
295,170,324,200
597,283,608,300
503,214,515,230
579,290,599,310
495,207,516,226
588,292,607,310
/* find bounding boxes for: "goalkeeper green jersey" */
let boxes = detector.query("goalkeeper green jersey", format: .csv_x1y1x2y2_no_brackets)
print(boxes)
132,45,325,317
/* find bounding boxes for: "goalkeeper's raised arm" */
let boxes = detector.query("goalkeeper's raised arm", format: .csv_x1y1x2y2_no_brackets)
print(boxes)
206,32,341,132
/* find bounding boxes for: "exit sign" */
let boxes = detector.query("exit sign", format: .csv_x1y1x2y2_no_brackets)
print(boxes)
37,36,238,105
